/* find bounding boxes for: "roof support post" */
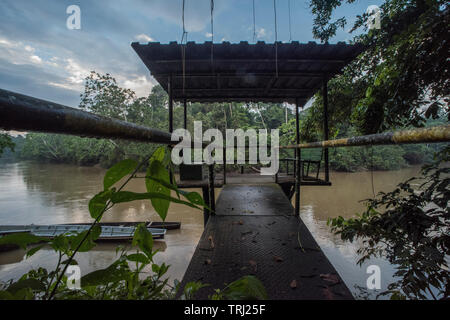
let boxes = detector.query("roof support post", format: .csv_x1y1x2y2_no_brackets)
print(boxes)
168,75,174,184
202,186,210,226
294,98,301,217
322,76,329,182
223,143,227,185
183,98,187,130
208,164,216,217
168,75,173,133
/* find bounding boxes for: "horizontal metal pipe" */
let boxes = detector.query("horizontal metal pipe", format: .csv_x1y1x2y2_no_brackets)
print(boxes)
280,125,450,149
0,89,174,144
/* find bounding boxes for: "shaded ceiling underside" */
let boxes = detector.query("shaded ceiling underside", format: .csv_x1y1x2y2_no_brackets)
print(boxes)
132,41,364,104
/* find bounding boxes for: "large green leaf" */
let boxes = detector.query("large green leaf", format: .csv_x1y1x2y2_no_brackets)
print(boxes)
0,232,47,250
7,278,45,294
49,234,70,254
183,191,207,207
103,159,138,190
146,160,170,221
146,175,181,199
25,244,45,258
132,224,153,259
0,291,14,300
223,275,268,300
88,189,113,219
126,253,150,265
81,263,129,287
181,281,209,300
69,224,102,252
146,176,207,208
110,191,202,210
150,146,167,164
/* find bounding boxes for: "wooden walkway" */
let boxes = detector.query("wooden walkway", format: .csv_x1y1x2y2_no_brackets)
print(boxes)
177,184,353,300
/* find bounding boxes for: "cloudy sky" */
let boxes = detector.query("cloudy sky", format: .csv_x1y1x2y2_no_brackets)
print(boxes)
0,0,381,107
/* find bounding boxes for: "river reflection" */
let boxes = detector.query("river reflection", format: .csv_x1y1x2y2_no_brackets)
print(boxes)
0,162,422,298
0,161,209,285
297,167,422,298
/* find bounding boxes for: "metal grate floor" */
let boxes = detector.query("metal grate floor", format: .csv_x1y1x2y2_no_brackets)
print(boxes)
177,184,353,300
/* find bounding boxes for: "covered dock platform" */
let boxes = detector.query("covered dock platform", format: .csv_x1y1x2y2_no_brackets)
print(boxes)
132,40,364,299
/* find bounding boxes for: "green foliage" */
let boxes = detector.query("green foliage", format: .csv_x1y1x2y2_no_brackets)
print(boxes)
309,0,449,134
211,276,268,300
0,133,15,156
146,149,171,220
79,71,136,121
310,0,350,43
88,189,114,219
328,147,450,299
179,281,210,300
103,159,138,190
0,232,48,250
330,145,406,172
279,114,439,172
70,224,102,252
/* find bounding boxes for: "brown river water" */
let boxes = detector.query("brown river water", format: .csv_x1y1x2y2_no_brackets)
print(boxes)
0,161,423,298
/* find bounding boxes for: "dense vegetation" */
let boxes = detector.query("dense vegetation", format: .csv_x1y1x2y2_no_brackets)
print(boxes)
0,133,15,157
310,0,449,299
329,146,449,300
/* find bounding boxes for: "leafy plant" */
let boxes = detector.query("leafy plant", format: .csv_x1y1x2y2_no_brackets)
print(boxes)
308,0,449,134
0,146,266,300
210,276,268,300
0,133,15,156
328,146,449,299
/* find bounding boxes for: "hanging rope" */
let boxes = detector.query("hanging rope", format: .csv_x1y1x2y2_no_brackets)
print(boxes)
370,145,375,197
252,0,256,42
288,0,292,42
273,0,278,77
181,0,187,40
181,0,188,95
210,0,214,70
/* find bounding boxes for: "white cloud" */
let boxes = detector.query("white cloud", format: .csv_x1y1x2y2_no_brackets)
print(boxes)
65,58,89,85
0,33,154,101
29,55,42,64
0,37,44,65
0,38,14,47
205,32,213,38
47,58,90,91
256,28,266,39
120,74,155,98
134,33,155,42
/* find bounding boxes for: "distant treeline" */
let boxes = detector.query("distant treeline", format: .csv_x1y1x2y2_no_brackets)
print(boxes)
1,72,446,172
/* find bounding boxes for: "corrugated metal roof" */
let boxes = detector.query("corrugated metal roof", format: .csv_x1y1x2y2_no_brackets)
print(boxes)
132,41,364,104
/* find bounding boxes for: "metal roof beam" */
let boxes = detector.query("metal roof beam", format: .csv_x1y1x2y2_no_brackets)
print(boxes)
153,59,346,64
155,72,325,78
